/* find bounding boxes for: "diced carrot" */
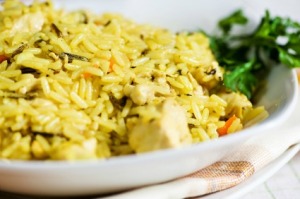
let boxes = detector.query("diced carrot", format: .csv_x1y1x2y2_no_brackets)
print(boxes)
94,21,102,26
83,64,99,79
83,72,92,79
108,58,114,72
0,55,8,63
93,63,99,68
217,115,237,136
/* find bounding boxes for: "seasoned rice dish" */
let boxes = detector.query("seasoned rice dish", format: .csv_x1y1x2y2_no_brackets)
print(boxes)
0,0,268,160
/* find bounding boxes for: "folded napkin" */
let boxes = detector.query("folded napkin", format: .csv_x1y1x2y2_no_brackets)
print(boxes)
101,92,300,199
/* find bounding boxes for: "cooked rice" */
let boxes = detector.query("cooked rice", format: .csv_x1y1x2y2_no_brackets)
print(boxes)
0,0,268,160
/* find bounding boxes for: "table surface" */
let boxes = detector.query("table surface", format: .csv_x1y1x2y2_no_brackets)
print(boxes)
244,152,300,199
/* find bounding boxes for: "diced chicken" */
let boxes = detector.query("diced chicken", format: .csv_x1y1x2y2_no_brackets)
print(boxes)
219,92,252,118
129,99,192,153
124,84,155,105
10,12,44,36
50,138,104,160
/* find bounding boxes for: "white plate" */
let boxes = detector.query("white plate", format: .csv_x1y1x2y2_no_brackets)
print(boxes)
0,0,299,196
1,147,299,199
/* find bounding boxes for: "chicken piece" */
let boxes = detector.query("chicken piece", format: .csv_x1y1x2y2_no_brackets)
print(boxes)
10,12,44,36
124,84,155,105
129,99,192,153
219,92,252,119
50,138,103,160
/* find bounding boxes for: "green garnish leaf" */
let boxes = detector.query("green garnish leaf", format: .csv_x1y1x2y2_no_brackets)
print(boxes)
278,48,300,67
223,61,258,99
208,10,300,99
218,9,248,35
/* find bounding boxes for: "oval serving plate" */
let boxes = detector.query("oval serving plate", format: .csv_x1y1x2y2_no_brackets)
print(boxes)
0,0,299,196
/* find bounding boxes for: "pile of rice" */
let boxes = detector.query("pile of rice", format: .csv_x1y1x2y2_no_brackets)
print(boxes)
0,0,268,160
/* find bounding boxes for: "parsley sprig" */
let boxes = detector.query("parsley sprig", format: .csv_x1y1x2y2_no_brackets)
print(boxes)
209,10,300,99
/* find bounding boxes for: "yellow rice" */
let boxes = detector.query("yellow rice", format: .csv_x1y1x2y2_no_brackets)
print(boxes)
0,0,268,160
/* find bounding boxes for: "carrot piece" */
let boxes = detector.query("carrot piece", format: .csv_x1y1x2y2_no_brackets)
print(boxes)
109,58,114,72
83,72,92,79
94,21,102,26
217,115,237,136
0,55,8,63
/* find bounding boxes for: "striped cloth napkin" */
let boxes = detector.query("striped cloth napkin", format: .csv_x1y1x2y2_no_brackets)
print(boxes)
101,90,300,199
